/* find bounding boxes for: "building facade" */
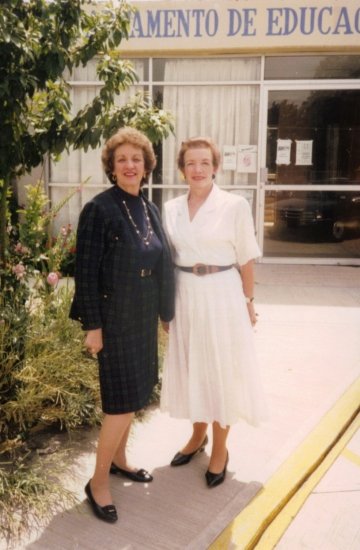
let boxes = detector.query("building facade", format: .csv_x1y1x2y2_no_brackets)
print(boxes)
49,0,360,264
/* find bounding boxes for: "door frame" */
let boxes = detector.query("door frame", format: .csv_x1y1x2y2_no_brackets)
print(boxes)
257,81,360,265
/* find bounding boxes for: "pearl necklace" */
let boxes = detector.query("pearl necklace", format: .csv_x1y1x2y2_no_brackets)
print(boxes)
122,198,154,246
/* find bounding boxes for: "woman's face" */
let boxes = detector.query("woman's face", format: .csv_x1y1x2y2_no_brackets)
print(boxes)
112,143,145,195
182,147,216,190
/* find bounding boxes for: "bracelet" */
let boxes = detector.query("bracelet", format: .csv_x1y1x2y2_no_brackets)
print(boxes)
245,296,255,304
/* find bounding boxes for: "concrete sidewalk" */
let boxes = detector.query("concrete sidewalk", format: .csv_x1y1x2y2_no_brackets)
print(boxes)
273,417,360,550
212,264,360,549
9,264,360,549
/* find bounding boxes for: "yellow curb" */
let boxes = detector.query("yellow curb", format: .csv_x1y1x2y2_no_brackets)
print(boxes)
209,377,360,550
342,447,360,467
254,412,360,549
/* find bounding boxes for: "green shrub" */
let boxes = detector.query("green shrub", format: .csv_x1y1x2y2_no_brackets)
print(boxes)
0,452,76,544
0,284,101,450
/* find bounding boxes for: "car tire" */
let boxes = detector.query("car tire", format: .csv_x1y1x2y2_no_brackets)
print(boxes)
332,221,345,242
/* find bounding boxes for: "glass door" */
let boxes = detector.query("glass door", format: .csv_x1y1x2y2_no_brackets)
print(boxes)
260,86,360,264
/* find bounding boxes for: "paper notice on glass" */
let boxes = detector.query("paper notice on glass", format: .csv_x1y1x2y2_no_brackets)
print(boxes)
237,145,257,173
222,146,237,170
296,140,313,165
276,139,292,165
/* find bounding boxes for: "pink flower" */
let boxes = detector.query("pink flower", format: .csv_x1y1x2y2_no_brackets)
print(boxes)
46,272,59,286
61,224,72,236
15,242,30,255
12,263,26,279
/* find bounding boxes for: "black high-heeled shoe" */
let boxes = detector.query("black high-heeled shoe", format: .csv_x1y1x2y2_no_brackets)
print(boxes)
205,452,229,488
170,435,208,467
85,481,118,523
110,463,153,482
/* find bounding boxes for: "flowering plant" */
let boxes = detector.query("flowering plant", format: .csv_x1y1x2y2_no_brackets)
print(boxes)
1,177,86,295
0,178,103,519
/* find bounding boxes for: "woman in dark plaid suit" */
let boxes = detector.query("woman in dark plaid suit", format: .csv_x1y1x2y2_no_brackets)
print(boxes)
70,127,174,523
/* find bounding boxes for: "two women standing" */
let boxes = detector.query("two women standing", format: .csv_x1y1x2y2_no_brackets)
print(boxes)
71,129,264,523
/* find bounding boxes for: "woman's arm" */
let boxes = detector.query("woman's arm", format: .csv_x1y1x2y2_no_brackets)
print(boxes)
239,259,258,326
71,201,106,330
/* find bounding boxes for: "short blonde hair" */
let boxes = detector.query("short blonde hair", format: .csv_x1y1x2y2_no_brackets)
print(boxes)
177,137,221,171
101,127,157,184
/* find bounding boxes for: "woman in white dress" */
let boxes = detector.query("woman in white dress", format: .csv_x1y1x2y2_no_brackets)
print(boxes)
160,137,266,487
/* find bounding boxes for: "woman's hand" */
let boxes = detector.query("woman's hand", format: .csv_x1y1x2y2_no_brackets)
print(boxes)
161,320,170,333
247,302,258,327
85,328,103,355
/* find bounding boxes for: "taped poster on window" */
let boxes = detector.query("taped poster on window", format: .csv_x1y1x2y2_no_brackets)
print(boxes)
222,145,237,171
276,139,291,165
237,145,257,173
296,140,313,165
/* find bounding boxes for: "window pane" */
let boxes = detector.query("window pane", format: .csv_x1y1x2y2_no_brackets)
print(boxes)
153,57,261,82
64,58,147,81
161,82,259,186
265,55,360,80
264,190,360,258
267,90,360,185
155,63,260,187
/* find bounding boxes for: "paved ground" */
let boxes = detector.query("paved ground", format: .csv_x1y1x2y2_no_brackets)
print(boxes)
212,264,360,549
6,264,360,550
274,421,360,550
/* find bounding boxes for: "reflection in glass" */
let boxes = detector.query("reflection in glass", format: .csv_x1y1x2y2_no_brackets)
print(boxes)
265,55,360,80
264,190,360,258
267,90,360,186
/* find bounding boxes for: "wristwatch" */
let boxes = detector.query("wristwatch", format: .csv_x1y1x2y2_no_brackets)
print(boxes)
245,296,255,304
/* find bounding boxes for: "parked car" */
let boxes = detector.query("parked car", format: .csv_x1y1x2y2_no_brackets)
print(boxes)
273,191,360,241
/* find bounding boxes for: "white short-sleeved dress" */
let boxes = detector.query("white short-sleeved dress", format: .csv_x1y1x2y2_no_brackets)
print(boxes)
160,184,266,428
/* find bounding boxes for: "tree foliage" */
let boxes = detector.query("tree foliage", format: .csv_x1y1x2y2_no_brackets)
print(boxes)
0,0,174,270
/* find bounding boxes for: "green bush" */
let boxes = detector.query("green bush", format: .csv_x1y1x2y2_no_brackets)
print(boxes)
0,452,76,544
0,182,102,541
0,182,100,452
0,284,101,447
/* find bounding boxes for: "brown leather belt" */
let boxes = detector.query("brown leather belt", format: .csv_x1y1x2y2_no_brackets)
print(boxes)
176,264,233,276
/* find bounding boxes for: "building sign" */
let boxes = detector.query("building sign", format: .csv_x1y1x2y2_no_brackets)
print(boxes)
123,0,360,53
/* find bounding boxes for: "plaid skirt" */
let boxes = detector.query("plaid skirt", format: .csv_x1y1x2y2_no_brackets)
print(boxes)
97,276,159,414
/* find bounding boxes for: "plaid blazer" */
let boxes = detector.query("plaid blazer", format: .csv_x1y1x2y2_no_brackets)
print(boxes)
69,186,175,332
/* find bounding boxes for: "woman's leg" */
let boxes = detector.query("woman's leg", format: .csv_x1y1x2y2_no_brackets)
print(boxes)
208,422,230,473
90,412,134,506
112,421,134,469
180,421,208,454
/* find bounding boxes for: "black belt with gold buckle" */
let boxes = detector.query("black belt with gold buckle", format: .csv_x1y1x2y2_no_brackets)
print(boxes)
176,264,233,276
140,268,153,277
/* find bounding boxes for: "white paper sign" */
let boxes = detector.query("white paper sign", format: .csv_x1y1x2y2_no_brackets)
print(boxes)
222,145,237,171
296,140,313,165
276,139,292,165
237,145,257,173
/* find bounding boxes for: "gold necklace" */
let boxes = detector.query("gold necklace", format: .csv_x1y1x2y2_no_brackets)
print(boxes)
122,198,154,246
